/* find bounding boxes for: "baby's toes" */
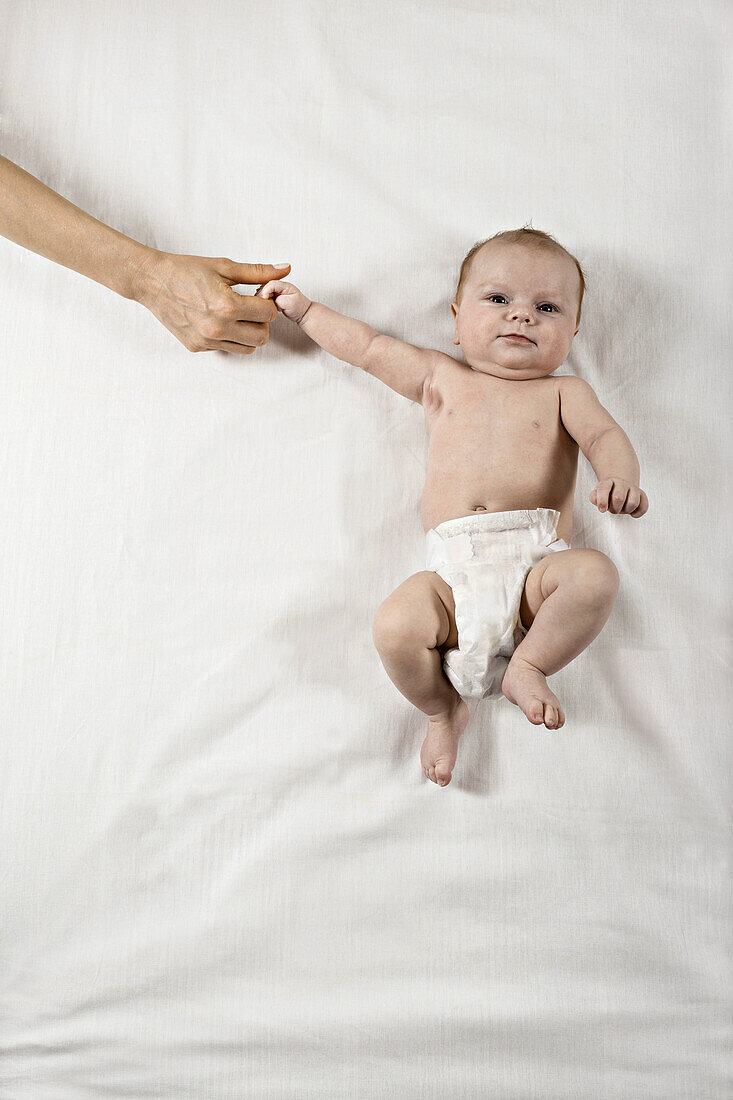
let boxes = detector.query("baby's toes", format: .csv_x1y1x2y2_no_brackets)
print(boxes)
547,704,565,729
530,700,545,724
434,758,452,786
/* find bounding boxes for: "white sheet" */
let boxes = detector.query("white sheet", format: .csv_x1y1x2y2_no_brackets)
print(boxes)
1,1,730,1096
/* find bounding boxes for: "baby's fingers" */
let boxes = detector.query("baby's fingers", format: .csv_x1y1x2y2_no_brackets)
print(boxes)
591,479,614,512
628,489,649,518
254,279,291,300
622,488,641,514
609,482,630,514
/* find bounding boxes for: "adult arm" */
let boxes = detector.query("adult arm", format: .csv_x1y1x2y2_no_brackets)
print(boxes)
0,154,289,353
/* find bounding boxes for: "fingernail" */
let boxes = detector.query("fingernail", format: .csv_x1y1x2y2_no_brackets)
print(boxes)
274,262,290,268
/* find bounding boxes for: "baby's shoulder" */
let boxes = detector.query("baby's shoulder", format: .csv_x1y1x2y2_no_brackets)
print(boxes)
430,351,464,372
555,374,598,398
419,351,466,400
426,352,470,382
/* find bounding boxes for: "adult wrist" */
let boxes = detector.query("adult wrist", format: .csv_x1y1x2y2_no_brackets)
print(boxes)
123,245,168,303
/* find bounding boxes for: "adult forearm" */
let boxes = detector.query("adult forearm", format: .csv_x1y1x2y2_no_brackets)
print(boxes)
299,300,377,369
587,426,640,484
0,155,152,300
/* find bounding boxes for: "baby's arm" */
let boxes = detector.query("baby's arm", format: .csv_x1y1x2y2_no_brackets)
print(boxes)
256,279,436,404
559,377,649,517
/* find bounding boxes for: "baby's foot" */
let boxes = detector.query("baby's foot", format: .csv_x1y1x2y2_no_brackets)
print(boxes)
420,698,470,787
501,656,565,730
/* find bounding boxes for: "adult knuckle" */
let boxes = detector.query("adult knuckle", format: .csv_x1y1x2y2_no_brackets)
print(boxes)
200,317,222,340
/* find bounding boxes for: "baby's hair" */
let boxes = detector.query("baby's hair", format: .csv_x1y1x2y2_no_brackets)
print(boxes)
455,223,586,328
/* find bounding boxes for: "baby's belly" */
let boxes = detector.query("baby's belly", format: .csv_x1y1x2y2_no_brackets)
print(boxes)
420,457,578,544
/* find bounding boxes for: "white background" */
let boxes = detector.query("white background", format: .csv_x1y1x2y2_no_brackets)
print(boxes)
1,2,730,1096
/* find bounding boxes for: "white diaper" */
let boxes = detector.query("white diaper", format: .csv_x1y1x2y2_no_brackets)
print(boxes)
425,508,571,700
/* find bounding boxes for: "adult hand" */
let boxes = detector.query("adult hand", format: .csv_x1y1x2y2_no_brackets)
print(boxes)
133,251,291,354
0,156,290,354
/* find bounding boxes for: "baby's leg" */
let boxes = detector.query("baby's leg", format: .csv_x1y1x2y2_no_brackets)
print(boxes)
502,549,620,728
372,571,469,787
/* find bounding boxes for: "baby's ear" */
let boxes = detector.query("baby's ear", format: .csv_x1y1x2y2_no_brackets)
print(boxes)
451,302,461,344
449,303,460,345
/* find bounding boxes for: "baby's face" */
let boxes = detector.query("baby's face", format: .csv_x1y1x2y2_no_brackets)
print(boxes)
451,243,581,380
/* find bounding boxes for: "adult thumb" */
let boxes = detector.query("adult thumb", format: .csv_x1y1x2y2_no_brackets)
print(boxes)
218,260,291,286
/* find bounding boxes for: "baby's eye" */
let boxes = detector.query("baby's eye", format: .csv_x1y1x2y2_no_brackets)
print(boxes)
485,295,557,312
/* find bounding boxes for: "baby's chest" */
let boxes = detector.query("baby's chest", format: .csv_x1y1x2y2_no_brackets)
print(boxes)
424,374,563,451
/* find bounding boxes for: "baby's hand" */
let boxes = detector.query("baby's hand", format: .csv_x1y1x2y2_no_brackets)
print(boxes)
255,279,312,324
590,478,649,518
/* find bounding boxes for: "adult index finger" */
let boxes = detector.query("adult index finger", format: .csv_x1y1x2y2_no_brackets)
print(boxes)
219,260,291,286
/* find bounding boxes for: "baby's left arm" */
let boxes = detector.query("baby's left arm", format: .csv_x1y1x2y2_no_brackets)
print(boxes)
559,377,649,518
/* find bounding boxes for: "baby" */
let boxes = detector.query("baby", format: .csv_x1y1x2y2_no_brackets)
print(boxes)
256,228,648,787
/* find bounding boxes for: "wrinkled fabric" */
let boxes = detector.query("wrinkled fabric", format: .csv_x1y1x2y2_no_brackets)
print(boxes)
0,2,730,1098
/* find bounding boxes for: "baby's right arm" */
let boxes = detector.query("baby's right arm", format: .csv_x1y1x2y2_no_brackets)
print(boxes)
255,279,437,404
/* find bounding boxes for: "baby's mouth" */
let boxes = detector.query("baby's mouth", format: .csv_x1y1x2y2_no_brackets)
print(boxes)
501,334,534,345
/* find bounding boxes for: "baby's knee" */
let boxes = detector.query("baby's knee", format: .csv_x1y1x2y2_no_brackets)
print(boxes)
372,572,446,653
572,549,620,603
372,599,413,653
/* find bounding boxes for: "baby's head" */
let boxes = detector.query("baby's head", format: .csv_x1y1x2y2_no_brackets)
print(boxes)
451,226,586,380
